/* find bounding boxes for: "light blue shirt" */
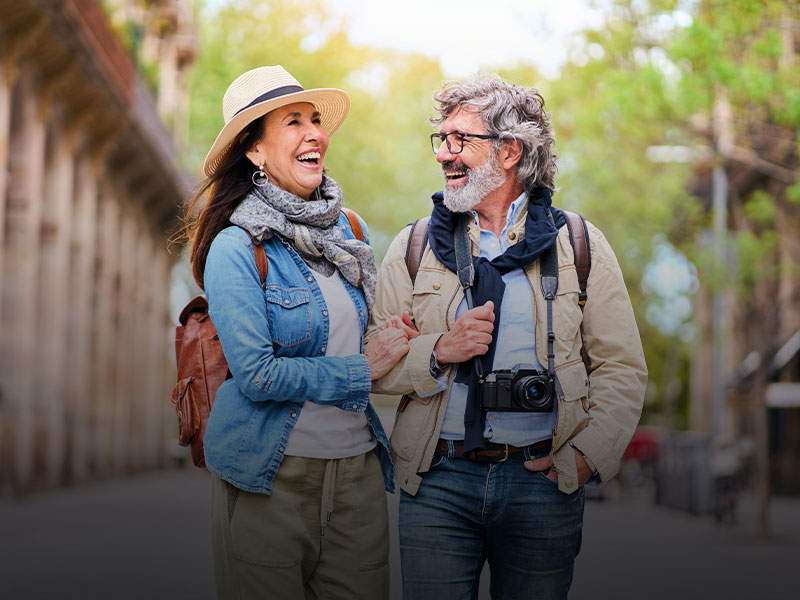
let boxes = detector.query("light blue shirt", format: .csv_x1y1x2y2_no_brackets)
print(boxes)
439,192,558,445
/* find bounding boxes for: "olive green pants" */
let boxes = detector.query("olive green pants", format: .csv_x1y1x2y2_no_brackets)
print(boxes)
211,452,389,600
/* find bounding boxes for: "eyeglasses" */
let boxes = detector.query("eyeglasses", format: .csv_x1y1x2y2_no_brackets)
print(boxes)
430,131,499,154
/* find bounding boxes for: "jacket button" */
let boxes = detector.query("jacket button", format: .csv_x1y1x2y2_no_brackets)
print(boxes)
352,403,358,410
323,310,328,316
508,231,517,241
565,480,573,488
307,276,313,282
291,412,297,418
432,283,441,290
279,446,285,452
320,346,326,353
284,299,290,304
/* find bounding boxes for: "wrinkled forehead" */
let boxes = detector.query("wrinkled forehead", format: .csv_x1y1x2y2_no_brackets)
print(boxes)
442,104,485,131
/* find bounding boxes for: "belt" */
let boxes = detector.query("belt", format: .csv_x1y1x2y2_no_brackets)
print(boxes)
434,439,552,464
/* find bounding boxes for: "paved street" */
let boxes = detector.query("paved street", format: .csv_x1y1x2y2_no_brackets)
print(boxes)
1,408,798,599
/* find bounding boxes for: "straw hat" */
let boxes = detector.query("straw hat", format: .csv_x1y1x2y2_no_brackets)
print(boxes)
202,65,350,177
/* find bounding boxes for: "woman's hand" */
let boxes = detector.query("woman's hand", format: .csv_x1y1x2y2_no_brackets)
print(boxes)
365,327,410,380
382,311,420,340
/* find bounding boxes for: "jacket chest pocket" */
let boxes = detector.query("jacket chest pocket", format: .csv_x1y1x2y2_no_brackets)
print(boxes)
265,286,312,347
411,269,448,332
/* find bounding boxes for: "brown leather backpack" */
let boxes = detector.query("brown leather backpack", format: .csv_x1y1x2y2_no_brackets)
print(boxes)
171,210,364,467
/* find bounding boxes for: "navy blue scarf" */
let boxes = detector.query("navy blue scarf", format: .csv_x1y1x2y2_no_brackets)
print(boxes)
427,187,566,454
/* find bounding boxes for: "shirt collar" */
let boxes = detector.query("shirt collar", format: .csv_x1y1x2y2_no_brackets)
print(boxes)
469,190,528,232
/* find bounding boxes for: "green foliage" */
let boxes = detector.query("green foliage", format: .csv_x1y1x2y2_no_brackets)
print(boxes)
546,0,798,427
734,229,778,292
787,183,800,204
743,190,776,226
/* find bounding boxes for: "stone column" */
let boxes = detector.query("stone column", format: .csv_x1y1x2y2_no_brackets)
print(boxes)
91,185,120,477
36,108,75,487
128,212,152,469
0,55,13,485
0,60,12,320
147,245,174,467
66,150,99,482
161,254,179,466
112,205,137,472
0,71,46,490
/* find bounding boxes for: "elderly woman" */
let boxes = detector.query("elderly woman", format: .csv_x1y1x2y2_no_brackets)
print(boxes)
184,66,406,600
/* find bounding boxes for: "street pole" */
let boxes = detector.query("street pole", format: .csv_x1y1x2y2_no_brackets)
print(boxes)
711,163,726,439
711,87,731,440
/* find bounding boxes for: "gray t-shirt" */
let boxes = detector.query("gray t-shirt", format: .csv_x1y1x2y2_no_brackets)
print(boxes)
284,269,375,458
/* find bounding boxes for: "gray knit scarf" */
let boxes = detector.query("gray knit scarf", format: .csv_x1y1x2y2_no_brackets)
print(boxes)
230,174,377,308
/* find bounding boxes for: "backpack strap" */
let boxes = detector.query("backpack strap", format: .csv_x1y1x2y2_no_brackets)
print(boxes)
405,216,430,285
563,211,591,309
234,226,268,289
341,207,364,242
252,243,267,289
562,211,592,370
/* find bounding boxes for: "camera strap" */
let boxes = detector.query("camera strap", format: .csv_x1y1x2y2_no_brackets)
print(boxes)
454,214,484,380
540,210,566,401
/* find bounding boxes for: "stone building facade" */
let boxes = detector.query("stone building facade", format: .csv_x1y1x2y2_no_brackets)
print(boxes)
0,0,194,492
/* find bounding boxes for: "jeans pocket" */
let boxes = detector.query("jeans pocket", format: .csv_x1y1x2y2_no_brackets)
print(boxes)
428,454,448,469
535,469,561,488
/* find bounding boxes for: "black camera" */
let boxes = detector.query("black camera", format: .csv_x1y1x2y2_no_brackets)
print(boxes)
479,363,555,412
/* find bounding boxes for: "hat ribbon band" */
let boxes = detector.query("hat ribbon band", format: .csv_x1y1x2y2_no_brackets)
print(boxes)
231,85,305,118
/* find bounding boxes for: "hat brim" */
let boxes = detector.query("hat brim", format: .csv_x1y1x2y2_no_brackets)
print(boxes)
202,88,350,178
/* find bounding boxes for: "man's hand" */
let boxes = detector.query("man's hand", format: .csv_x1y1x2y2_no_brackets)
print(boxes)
433,301,495,365
523,446,594,486
383,311,420,340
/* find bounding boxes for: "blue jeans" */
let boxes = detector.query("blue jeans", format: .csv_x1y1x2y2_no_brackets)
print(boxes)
399,442,585,600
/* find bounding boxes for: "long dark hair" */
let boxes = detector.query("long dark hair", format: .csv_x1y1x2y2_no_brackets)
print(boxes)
180,116,266,289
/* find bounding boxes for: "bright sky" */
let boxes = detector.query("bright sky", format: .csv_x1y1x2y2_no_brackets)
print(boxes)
325,0,608,78
204,0,609,79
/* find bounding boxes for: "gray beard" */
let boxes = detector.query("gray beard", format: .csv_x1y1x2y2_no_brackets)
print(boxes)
442,152,505,213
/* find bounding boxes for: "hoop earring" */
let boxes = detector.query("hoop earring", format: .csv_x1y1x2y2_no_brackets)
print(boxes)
252,164,269,187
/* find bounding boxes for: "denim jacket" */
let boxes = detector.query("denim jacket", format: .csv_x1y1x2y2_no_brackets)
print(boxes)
203,213,394,494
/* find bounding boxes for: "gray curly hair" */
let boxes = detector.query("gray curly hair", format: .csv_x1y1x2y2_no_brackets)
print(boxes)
430,76,557,192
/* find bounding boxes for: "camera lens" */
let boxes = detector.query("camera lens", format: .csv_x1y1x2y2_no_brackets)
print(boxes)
527,381,546,401
513,375,553,411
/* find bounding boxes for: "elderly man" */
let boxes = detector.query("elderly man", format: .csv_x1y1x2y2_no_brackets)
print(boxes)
368,76,647,599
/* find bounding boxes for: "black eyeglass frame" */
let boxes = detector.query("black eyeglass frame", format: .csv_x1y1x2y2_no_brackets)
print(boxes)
430,131,500,154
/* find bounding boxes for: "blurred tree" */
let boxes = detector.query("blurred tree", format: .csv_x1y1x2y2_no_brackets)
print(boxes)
545,0,798,439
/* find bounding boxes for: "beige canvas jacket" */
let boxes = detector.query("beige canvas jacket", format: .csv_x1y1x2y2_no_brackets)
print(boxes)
367,202,648,496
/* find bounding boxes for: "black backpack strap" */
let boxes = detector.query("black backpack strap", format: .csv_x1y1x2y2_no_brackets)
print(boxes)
405,216,430,285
